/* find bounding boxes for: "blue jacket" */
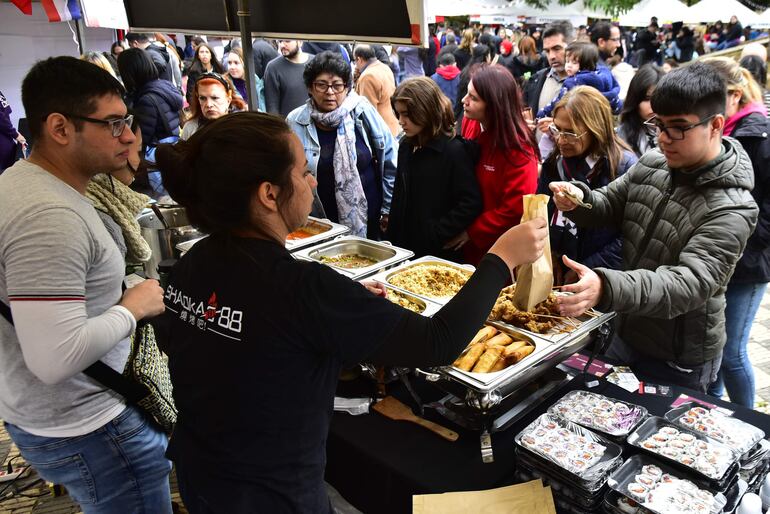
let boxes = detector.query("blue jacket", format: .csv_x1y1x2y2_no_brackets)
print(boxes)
537,65,622,118
537,150,637,272
130,79,183,145
286,94,398,217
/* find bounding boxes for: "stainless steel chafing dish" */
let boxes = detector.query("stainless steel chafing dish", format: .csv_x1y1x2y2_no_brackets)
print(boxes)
292,236,414,280
174,217,349,257
381,285,442,317
284,217,349,253
367,256,476,304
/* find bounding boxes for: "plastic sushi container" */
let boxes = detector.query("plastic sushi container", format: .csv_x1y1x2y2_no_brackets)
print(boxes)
514,413,624,493
607,454,728,514
627,417,740,490
548,390,648,440
665,403,765,457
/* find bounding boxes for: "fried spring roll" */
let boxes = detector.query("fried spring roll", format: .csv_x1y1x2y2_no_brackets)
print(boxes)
503,340,529,353
505,344,535,364
472,346,504,373
483,333,513,348
489,357,508,372
454,342,486,371
470,326,497,346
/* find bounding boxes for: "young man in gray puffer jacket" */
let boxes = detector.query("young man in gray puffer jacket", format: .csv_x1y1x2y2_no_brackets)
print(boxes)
549,62,759,392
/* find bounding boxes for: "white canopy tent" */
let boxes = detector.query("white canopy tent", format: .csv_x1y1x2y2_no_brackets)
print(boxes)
683,0,761,25
618,0,691,26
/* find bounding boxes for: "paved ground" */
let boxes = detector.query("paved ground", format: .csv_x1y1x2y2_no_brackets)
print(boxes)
4,287,770,512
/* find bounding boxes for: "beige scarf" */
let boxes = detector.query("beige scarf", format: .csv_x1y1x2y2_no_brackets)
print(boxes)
86,174,152,263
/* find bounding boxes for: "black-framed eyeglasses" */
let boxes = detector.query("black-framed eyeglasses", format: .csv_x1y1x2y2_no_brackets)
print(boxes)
312,81,347,94
46,113,134,138
643,114,717,141
197,71,231,92
548,123,586,142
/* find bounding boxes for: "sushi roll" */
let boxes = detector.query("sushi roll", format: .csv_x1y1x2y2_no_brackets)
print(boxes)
677,433,696,443
571,459,587,471
540,443,554,454
627,483,648,502
661,473,675,483
642,439,660,450
679,416,697,427
641,464,663,478
522,435,537,447
557,428,571,438
670,439,687,450
544,421,557,430
652,433,670,443
599,400,613,410
634,474,656,487
661,447,680,459
534,428,548,438
691,407,708,417
679,455,695,466
660,426,680,436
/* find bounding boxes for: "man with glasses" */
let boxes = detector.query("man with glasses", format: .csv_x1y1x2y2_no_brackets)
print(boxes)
590,21,621,62
264,40,314,117
0,57,172,512
524,21,573,125
548,62,758,392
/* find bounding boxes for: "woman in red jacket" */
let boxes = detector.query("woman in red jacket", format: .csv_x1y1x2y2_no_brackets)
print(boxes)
450,64,539,264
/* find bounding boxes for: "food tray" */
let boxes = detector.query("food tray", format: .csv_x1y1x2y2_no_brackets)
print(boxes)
548,391,648,438
516,446,614,500
284,216,349,252
664,403,765,456
488,292,615,344
514,413,624,490
607,455,727,514
627,416,740,486
293,236,413,280
367,255,475,305
382,286,441,317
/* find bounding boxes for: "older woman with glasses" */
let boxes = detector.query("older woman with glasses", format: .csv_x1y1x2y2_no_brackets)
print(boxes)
286,51,397,239
537,86,636,285
181,72,246,140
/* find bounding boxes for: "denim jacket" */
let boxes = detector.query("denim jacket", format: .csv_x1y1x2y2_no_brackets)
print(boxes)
286,96,398,217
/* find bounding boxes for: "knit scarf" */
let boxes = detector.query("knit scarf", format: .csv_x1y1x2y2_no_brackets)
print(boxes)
86,174,152,263
724,102,768,136
308,92,368,237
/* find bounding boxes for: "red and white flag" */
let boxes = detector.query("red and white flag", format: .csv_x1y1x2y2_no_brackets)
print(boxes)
10,0,32,15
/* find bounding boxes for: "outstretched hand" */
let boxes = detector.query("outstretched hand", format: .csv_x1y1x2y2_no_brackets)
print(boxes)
549,182,584,212
555,255,602,317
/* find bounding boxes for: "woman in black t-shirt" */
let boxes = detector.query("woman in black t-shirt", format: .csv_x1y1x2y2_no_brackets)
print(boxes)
155,112,547,514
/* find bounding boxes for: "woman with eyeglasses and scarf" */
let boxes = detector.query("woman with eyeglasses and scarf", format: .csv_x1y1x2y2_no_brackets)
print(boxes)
537,86,636,285
181,73,247,140
286,51,397,239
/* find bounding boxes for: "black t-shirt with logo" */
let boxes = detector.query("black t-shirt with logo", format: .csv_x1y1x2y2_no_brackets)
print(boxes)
158,233,508,512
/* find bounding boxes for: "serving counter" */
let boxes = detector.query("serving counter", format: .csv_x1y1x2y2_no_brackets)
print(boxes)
326,366,770,514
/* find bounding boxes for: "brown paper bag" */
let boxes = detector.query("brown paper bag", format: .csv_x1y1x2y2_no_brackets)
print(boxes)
512,194,553,311
412,479,556,514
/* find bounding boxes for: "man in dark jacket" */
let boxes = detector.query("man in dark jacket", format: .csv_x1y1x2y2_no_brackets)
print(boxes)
126,33,173,84
550,63,759,392
634,23,660,66
251,39,278,79
523,21,571,132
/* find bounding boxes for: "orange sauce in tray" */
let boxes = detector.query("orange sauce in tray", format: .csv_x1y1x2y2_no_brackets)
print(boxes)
286,221,330,241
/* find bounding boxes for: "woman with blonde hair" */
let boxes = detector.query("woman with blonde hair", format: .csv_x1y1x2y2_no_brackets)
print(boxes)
537,86,636,284
386,77,482,260
703,57,770,408
81,51,118,79
453,29,475,70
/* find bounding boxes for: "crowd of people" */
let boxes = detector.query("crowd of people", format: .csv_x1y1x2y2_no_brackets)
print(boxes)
0,15,768,514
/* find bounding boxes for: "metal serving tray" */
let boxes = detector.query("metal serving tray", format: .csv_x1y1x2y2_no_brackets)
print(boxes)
381,285,442,317
174,217,349,256
430,323,600,396
292,236,413,281
489,295,616,344
284,216,349,252
367,255,476,305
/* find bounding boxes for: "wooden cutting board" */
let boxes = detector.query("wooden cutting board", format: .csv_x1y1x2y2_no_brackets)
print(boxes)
373,396,459,442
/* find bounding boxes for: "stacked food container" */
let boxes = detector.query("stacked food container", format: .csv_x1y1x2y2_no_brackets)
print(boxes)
513,392,648,513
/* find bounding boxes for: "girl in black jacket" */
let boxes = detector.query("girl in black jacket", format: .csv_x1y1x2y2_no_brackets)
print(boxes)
705,58,770,408
386,77,482,261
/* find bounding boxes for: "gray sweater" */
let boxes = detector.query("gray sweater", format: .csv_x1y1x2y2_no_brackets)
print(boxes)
263,55,313,118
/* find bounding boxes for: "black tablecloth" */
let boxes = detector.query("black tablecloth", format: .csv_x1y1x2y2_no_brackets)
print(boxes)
325,367,770,514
